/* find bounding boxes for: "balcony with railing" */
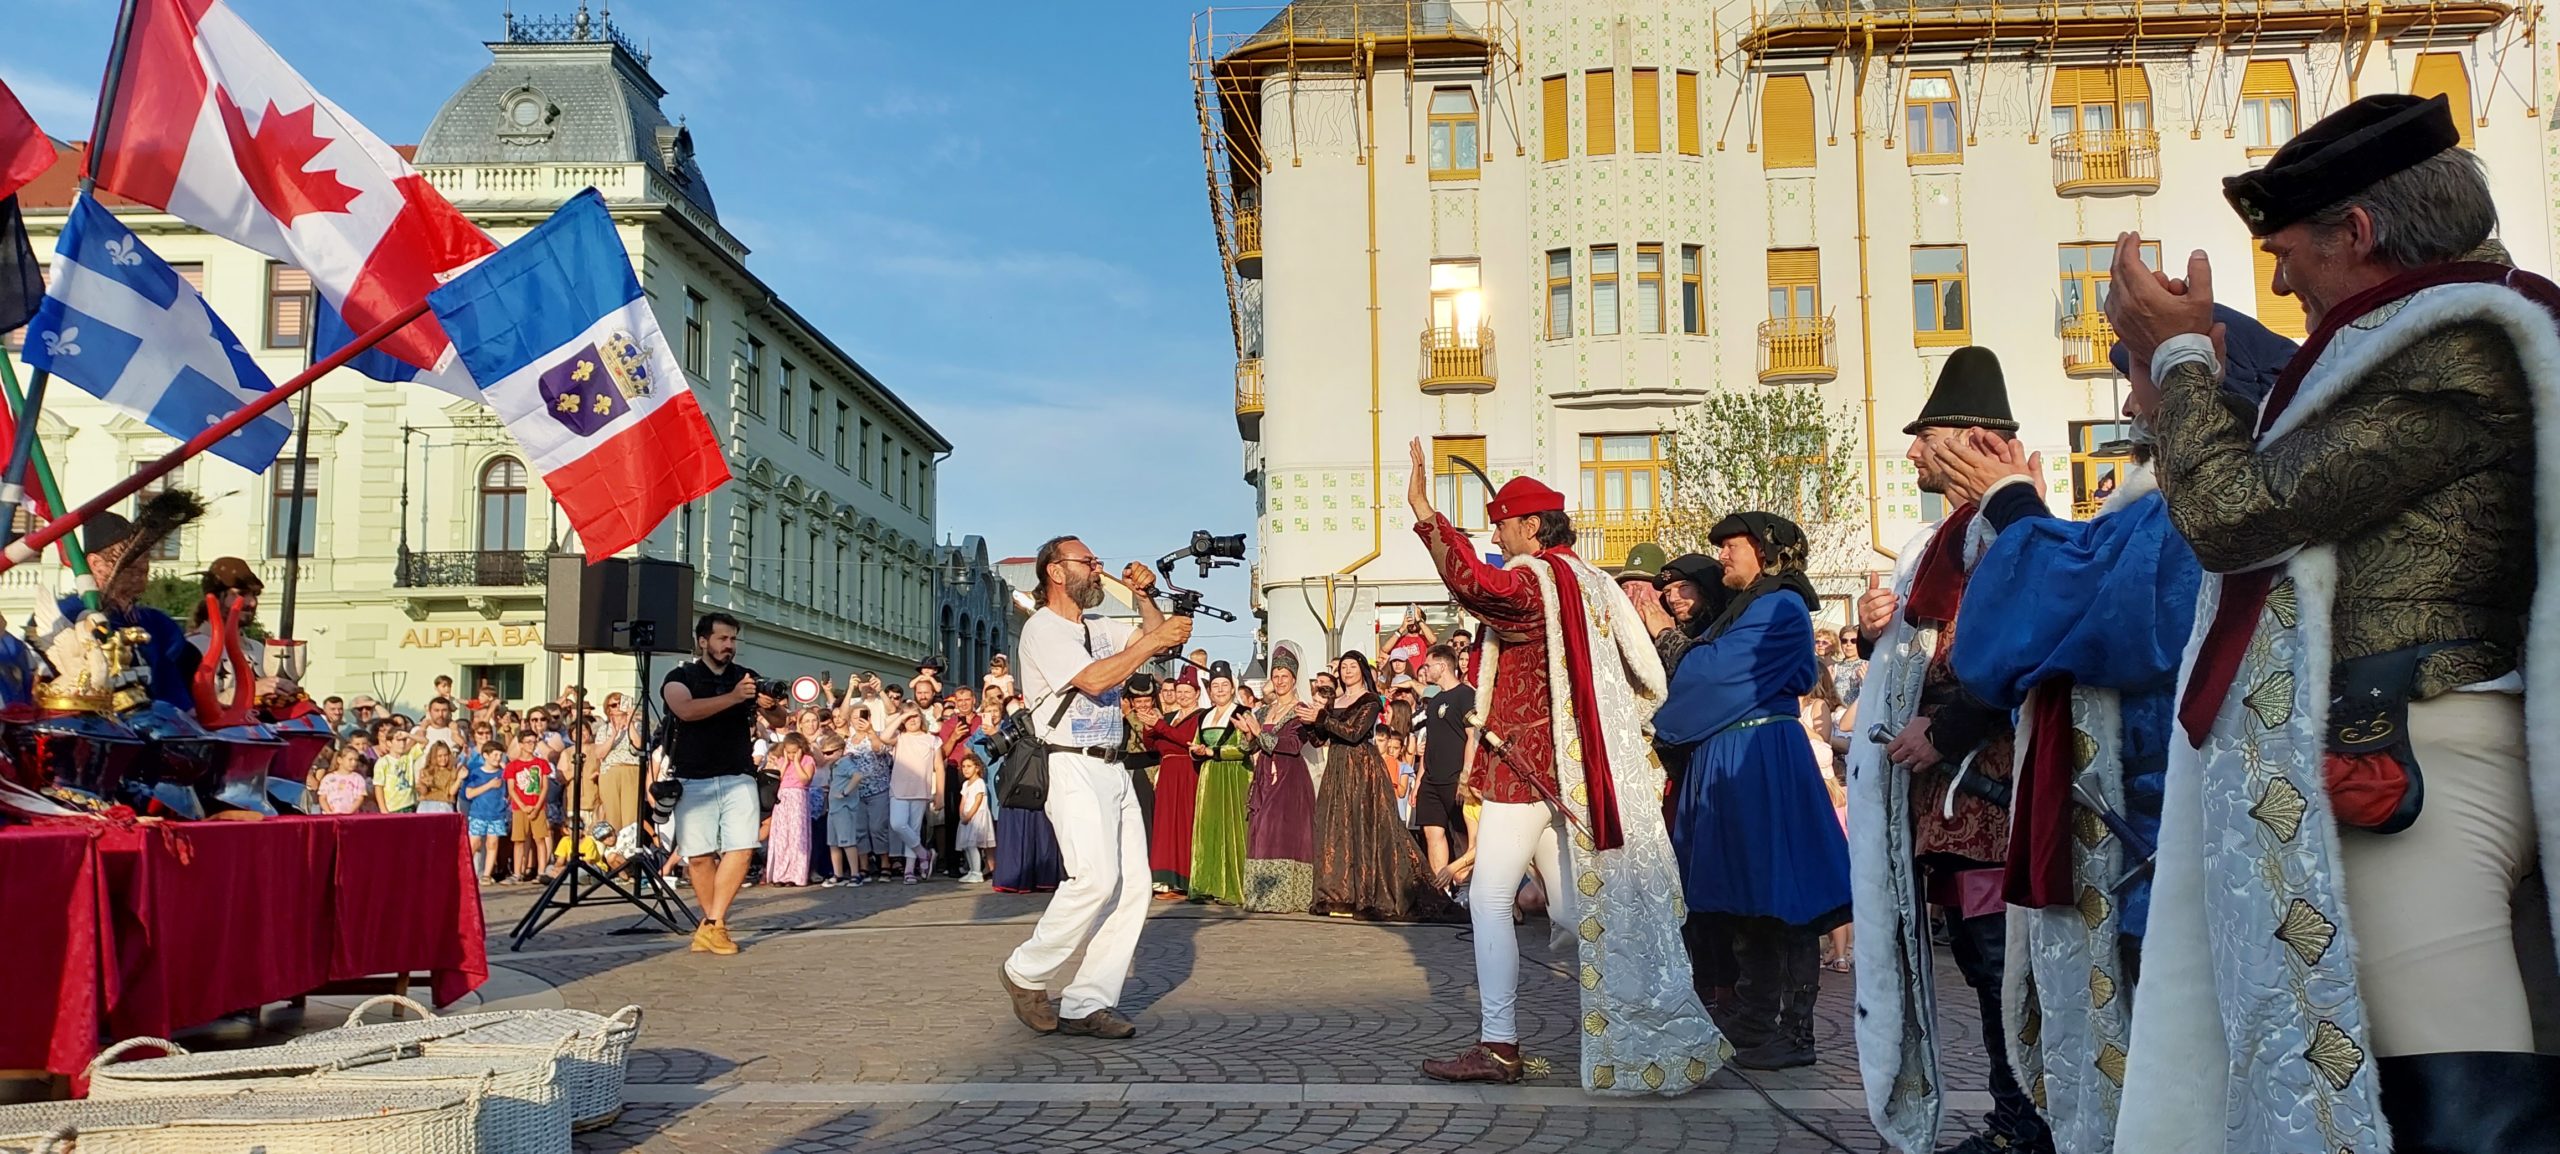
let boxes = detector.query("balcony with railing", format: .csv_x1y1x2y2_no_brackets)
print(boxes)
1574,508,1669,567
2060,313,2120,377
1232,206,1262,279
395,550,549,588
1419,325,1496,394
2072,499,2104,520
1235,357,1265,441
2051,129,2160,195
1757,316,1838,384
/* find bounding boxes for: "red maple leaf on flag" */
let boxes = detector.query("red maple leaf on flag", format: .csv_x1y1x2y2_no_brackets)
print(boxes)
213,89,360,225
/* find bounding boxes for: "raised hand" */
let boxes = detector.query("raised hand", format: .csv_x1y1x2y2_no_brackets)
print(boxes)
1407,437,1436,522
2105,232,2215,364
1858,575,1897,640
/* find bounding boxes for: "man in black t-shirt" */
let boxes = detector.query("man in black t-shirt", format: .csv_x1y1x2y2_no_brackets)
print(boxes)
660,612,760,956
1415,645,1475,882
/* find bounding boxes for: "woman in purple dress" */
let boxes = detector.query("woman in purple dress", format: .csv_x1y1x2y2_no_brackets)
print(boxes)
1242,647,1316,912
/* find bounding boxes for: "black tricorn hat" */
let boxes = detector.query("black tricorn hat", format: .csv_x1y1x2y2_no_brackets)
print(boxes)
1903,347,2016,436
2222,94,2460,237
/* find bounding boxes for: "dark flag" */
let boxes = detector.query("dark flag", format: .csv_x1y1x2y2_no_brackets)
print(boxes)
0,78,60,333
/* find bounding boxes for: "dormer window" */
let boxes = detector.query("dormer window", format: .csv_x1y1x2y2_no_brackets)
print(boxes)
497,85,555,143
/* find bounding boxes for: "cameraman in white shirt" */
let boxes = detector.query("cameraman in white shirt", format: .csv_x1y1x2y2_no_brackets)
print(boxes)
997,535,1191,1040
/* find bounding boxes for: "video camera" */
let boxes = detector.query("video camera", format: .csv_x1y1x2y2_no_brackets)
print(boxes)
1153,530,1246,622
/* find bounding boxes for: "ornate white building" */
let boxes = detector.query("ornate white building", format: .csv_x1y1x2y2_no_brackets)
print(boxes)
1195,0,2556,661
7,8,997,709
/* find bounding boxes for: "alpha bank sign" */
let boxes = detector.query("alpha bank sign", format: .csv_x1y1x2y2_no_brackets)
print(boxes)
400,623,546,650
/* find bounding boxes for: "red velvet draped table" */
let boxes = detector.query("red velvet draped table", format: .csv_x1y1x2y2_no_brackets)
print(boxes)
0,812,486,1079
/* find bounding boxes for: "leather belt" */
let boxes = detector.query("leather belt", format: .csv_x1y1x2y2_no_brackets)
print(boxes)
1046,744,1124,763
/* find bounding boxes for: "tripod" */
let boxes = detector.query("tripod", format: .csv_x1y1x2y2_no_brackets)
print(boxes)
509,640,698,950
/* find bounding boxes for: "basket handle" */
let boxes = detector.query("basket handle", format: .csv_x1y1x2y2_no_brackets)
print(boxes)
343,993,439,1027
319,1045,411,1073
37,1125,75,1154
82,1036,188,1079
606,1005,643,1032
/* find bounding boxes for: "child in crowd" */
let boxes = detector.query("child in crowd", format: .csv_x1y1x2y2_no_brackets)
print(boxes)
315,743,371,815
505,733,554,884
547,820,609,880
820,733,866,889
955,752,994,884
415,740,461,814
890,710,941,883
1382,731,1418,827
462,739,509,881
850,709,897,880
764,732,816,887
373,729,420,814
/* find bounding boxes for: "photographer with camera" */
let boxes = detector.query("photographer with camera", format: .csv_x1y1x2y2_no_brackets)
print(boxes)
997,536,1193,1040
659,612,762,957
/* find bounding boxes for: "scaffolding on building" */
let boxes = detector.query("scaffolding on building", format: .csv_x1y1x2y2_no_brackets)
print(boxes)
1190,2,1519,364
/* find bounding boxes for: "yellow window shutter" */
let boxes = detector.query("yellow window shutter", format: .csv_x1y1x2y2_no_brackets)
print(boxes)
2118,65,2150,105
1762,74,1816,168
1587,70,1616,155
2253,247,2307,338
2051,66,2114,108
1434,436,1487,476
1676,71,1701,155
1633,69,1661,152
2411,53,2473,147
1543,74,1568,161
2241,59,2295,98
1767,248,1819,285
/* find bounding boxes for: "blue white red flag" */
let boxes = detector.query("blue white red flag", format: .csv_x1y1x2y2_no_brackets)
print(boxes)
429,189,729,559
21,195,290,471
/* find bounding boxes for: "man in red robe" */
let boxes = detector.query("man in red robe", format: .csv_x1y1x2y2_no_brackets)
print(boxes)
1404,440,1722,1094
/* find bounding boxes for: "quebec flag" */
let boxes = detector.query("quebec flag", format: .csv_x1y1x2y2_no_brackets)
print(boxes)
429,189,729,559
23,195,291,471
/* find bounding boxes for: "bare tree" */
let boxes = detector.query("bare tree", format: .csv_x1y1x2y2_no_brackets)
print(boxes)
1659,387,1868,589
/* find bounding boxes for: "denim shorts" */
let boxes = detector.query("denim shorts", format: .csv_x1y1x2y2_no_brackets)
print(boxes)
467,816,508,839
669,773,760,856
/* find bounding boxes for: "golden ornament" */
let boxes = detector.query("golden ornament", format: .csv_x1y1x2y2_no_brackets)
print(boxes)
2251,777,2308,843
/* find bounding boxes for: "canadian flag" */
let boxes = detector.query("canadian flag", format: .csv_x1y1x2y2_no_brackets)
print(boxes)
90,0,495,372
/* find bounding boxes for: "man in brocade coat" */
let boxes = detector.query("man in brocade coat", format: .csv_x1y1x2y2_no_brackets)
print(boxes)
1402,439,1721,1096
2105,93,2560,1154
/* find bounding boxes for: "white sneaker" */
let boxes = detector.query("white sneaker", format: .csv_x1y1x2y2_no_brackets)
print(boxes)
960,873,986,884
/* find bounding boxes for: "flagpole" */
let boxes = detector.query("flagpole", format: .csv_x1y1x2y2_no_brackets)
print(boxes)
277,334,318,639
0,0,143,554
0,296,431,578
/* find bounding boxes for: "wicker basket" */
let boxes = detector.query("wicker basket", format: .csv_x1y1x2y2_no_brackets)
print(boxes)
0,1083,482,1154
83,1036,410,1100
307,1045,572,1154
300,996,641,1131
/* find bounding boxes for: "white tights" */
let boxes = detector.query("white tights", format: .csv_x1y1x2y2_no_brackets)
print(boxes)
1468,800,1563,1043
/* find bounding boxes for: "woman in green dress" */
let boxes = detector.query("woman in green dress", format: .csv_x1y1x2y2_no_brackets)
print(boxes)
1188,661,1252,905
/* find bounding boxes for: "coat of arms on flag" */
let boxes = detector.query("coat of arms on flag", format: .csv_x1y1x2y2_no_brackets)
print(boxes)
538,331,653,437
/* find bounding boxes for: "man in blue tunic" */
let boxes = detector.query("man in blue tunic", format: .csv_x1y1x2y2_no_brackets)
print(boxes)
1937,308,2293,1153
1648,512,1852,1071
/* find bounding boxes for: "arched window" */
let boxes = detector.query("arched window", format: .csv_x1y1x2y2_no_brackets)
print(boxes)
478,457,527,552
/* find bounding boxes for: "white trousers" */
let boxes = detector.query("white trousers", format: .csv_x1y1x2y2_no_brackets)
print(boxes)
1003,753,1153,1019
1469,800,1563,1043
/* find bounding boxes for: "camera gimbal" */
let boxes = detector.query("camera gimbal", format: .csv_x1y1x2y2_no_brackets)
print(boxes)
1152,530,1246,622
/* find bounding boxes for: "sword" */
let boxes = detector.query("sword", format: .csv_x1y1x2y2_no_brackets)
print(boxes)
1467,711,1595,843
2072,771,2159,898
1869,722,2010,809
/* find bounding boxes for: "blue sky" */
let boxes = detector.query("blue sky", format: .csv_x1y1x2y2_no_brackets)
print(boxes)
3,0,1260,657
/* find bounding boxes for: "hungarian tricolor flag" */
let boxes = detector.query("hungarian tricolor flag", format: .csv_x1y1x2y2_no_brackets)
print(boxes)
88,0,494,380
0,76,56,334
429,190,729,559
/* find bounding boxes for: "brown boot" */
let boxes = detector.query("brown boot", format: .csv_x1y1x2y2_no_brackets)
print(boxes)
1421,1041,1524,1084
998,962,1057,1034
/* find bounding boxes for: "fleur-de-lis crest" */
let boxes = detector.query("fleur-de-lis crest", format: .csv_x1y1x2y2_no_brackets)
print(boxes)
41,326,80,357
104,236,141,266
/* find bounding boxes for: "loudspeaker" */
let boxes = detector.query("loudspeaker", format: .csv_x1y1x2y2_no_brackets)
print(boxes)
546,555,696,654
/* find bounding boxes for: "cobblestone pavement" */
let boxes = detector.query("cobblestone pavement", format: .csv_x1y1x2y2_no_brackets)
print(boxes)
458,880,1991,1152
